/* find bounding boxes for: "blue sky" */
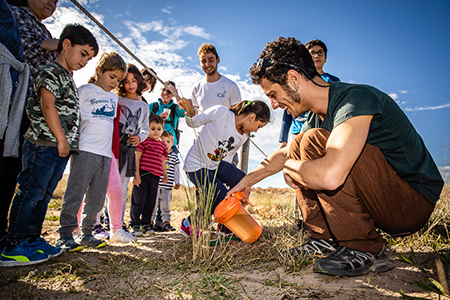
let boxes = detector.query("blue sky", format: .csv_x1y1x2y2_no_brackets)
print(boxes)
48,0,450,187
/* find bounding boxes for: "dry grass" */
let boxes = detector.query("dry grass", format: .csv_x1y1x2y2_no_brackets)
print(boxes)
1,179,449,299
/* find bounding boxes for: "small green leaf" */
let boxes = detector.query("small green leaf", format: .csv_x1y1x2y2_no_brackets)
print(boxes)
399,290,431,299
413,280,440,293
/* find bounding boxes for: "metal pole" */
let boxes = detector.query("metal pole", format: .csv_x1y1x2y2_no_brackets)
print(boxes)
239,139,250,173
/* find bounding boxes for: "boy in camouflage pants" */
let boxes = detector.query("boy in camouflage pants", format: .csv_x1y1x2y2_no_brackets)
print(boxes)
0,24,98,267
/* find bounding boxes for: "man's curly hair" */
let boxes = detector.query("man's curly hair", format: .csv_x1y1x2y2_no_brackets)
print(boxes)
249,37,319,86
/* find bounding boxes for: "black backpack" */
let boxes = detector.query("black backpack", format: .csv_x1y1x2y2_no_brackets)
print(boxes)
151,102,182,143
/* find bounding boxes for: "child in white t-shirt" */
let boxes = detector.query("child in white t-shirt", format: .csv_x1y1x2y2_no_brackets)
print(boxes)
179,100,270,236
57,52,127,252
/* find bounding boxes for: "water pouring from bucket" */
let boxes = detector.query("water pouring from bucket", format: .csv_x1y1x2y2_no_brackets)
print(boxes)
213,191,262,243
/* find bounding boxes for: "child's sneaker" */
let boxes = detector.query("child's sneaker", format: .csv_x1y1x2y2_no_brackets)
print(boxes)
92,224,109,240
78,234,107,249
179,218,200,237
0,240,50,267
162,222,176,232
140,224,155,236
179,218,192,236
131,225,143,237
110,228,137,243
153,220,164,232
28,237,63,258
56,237,84,253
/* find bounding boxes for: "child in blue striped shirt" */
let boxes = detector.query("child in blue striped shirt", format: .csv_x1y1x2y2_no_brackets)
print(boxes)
152,131,180,231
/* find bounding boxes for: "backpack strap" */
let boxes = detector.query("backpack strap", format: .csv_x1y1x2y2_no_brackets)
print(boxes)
151,102,159,115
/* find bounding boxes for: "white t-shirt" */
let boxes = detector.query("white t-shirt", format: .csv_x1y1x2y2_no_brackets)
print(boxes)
191,75,242,112
78,83,117,158
118,97,150,144
183,105,248,172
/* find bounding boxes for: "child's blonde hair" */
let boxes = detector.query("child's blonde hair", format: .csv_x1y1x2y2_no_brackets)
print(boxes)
88,52,127,83
161,131,174,142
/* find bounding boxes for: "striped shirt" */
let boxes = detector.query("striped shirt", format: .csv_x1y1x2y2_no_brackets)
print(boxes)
159,151,180,190
137,137,168,177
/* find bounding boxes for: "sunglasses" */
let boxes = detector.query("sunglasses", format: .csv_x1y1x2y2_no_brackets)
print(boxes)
162,88,172,94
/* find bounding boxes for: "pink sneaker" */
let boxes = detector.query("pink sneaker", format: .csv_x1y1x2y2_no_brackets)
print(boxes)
179,218,200,237
179,218,192,236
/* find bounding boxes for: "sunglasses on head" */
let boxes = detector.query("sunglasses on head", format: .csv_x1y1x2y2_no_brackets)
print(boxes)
255,58,308,75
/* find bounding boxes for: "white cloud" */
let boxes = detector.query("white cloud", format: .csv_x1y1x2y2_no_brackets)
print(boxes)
389,93,398,100
404,102,450,112
183,26,212,39
162,6,174,15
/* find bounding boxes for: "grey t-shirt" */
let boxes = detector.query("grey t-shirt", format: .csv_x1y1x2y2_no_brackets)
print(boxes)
302,82,443,203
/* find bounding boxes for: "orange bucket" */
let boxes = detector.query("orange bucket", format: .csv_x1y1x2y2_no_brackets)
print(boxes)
213,192,262,243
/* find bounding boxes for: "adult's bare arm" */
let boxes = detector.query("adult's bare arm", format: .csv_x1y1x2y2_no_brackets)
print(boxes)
283,115,373,191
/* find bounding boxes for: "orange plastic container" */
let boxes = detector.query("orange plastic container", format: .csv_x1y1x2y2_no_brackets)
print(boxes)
213,192,262,243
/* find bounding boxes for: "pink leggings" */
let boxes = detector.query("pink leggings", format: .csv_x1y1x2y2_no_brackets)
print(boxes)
76,153,124,233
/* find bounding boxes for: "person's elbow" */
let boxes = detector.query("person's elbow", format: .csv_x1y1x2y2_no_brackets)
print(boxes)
320,167,348,191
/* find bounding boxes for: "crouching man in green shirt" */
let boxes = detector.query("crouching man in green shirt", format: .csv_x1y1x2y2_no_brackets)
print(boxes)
228,37,444,277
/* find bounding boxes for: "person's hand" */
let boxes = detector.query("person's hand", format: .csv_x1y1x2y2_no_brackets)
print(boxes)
226,185,252,206
57,140,70,157
128,135,141,147
160,111,169,120
174,183,180,190
283,171,299,189
162,174,169,183
133,176,141,187
179,98,195,116
279,141,287,149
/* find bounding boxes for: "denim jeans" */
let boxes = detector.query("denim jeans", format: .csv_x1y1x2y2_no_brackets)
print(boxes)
7,139,70,242
187,160,245,214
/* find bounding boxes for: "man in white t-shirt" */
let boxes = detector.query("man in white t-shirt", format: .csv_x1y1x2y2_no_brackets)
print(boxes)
190,43,242,112
188,43,242,165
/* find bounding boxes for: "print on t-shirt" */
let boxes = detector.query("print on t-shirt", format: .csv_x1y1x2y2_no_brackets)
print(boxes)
207,137,235,161
92,99,116,118
119,106,142,145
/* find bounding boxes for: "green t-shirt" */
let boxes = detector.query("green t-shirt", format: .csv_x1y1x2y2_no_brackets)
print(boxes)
25,61,80,151
302,82,443,204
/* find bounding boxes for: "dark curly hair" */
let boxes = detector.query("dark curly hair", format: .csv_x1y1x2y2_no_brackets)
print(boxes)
249,37,319,87
116,63,147,97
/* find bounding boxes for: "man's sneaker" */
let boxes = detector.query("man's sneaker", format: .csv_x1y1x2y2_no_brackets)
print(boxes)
78,234,107,249
313,245,394,277
28,237,63,258
92,224,109,240
162,222,176,232
131,225,143,237
140,224,155,236
110,228,137,243
217,224,234,237
289,238,337,258
0,240,50,267
56,237,84,253
153,221,164,232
